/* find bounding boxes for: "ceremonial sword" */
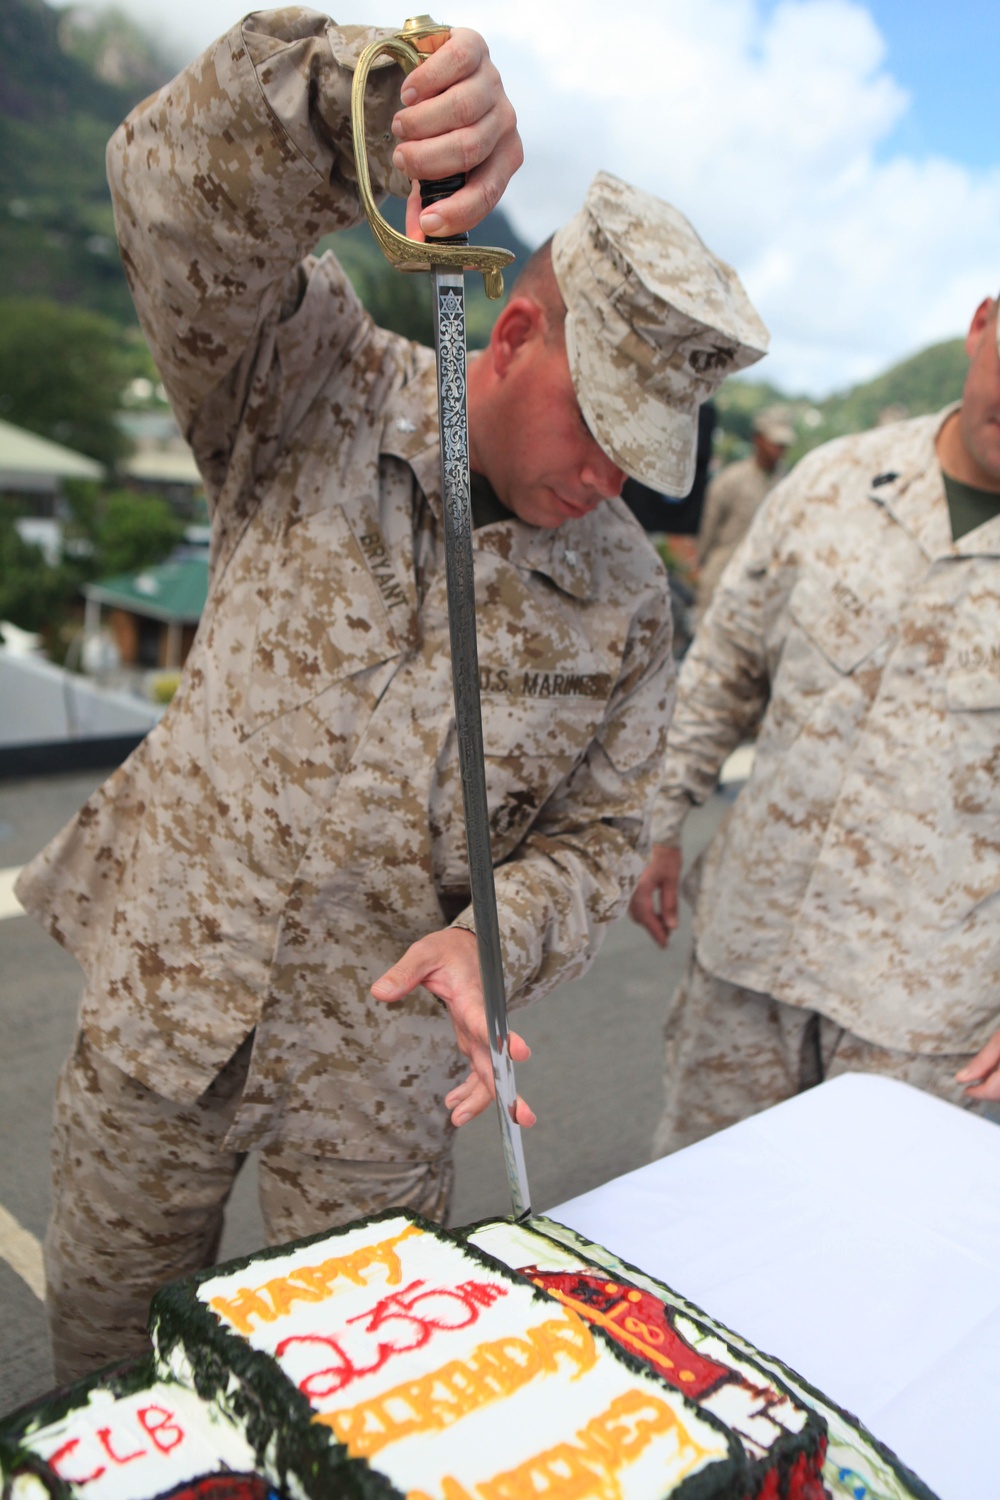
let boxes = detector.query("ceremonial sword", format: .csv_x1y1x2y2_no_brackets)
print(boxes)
352,17,531,1220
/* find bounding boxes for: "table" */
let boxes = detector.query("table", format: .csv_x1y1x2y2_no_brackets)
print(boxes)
549,1073,1000,1500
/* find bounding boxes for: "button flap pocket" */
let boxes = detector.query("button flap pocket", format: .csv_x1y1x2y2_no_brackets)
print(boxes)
788,571,890,674
246,504,400,729
481,692,604,767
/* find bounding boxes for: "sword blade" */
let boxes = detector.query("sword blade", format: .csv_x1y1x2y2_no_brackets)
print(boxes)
432,267,531,1221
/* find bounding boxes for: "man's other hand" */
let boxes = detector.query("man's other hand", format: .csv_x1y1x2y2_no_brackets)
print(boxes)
392,28,523,241
628,844,682,949
371,927,536,1128
956,1026,1000,1102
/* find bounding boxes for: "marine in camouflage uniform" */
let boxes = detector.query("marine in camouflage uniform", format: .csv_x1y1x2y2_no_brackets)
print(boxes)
693,406,795,623
15,11,769,1379
631,296,1000,1152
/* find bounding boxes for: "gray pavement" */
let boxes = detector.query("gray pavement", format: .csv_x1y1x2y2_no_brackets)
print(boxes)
0,768,724,1415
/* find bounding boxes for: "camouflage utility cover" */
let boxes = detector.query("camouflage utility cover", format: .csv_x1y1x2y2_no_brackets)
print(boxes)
552,172,769,499
653,410,1000,1055
15,11,673,1160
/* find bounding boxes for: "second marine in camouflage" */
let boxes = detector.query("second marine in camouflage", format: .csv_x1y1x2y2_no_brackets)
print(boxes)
632,295,1000,1150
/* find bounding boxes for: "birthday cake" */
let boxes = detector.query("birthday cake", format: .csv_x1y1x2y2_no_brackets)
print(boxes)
1,1211,939,1500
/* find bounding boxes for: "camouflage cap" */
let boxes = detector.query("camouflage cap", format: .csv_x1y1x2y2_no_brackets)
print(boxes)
552,171,770,496
753,405,796,446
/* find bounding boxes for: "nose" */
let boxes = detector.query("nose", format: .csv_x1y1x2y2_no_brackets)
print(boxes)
580,449,625,501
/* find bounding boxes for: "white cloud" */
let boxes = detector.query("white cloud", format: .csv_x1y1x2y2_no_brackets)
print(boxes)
80,0,1000,393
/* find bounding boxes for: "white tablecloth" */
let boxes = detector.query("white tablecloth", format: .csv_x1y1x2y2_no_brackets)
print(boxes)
549,1073,1000,1500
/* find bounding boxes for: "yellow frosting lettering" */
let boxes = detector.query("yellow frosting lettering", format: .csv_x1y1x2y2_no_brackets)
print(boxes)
542,1287,675,1371
408,1483,475,1500
208,1224,422,1334
316,1317,596,1459
473,1390,712,1500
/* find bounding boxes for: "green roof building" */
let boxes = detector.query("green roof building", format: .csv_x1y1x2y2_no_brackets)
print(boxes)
84,557,208,671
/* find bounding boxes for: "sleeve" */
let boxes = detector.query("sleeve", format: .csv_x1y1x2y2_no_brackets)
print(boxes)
453,590,676,1010
650,458,813,846
106,9,411,503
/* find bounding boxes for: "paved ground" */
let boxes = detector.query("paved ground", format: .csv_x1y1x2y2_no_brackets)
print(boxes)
0,768,725,1415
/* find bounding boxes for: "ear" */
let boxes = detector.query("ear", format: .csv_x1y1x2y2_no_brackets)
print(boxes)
965,297,995,358
489,296,545,376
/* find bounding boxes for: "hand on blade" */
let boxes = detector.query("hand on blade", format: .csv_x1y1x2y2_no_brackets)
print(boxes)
392,29,523,240
371,927,536,1128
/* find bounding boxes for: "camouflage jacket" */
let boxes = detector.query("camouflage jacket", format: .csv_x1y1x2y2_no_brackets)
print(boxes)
15,12,672,1159
653,409,1000,1055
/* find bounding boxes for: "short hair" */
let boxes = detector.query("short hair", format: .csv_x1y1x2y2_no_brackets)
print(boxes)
509,236,566,343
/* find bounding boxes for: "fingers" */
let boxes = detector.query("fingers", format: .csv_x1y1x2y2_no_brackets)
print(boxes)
628,884,668,948
956,1030,1000,1099
390,28,522,237
963,1075,1000,1102
450,1025,533,1127
370,928,479,1005
371,928,534,1126
629,845,682,948
444,1027,534,1128
444,1069,537,1129
370,953,421,1003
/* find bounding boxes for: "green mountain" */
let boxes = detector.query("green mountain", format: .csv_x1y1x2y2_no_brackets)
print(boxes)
0,0,531,344
0,0,164,320
805,337,967,447
716,336,968,464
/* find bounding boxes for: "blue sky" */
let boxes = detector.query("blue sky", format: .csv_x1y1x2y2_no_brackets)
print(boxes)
852,0,997,167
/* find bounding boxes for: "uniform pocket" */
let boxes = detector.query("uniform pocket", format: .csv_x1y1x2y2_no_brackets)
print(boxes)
480,694,604,859
245,504,401,731
787,571,892,674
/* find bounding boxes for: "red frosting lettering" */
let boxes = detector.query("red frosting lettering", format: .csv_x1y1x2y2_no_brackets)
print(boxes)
137,1405,185,1453
47,1438,106,1486
96,1426,146,1465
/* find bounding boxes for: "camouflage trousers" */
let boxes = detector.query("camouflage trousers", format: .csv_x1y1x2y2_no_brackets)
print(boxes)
654,953,997,1158
45,1030,453,1385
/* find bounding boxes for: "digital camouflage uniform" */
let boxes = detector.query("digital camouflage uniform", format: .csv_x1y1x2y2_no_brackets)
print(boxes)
694,454,781,620
14,12,674,1372
652,408,1000,1151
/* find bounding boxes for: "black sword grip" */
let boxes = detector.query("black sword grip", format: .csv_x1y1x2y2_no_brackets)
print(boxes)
420,173,470,247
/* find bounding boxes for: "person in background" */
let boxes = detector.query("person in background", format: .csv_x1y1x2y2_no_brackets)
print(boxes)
622,402,718,658
630,294,1000,1154
693,404,795,623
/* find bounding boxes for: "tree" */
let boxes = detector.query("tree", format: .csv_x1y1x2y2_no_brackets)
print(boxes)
0,297,136,467
62,480,186,581
0,501,65,633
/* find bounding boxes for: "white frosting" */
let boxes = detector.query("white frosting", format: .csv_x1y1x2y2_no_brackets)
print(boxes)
22,1383,257,1500
198,1216,732,1499
10,1475,51,1500
467,1222,589,1275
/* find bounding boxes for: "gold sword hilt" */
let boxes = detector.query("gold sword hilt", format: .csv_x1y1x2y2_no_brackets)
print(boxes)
349,15,514,299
